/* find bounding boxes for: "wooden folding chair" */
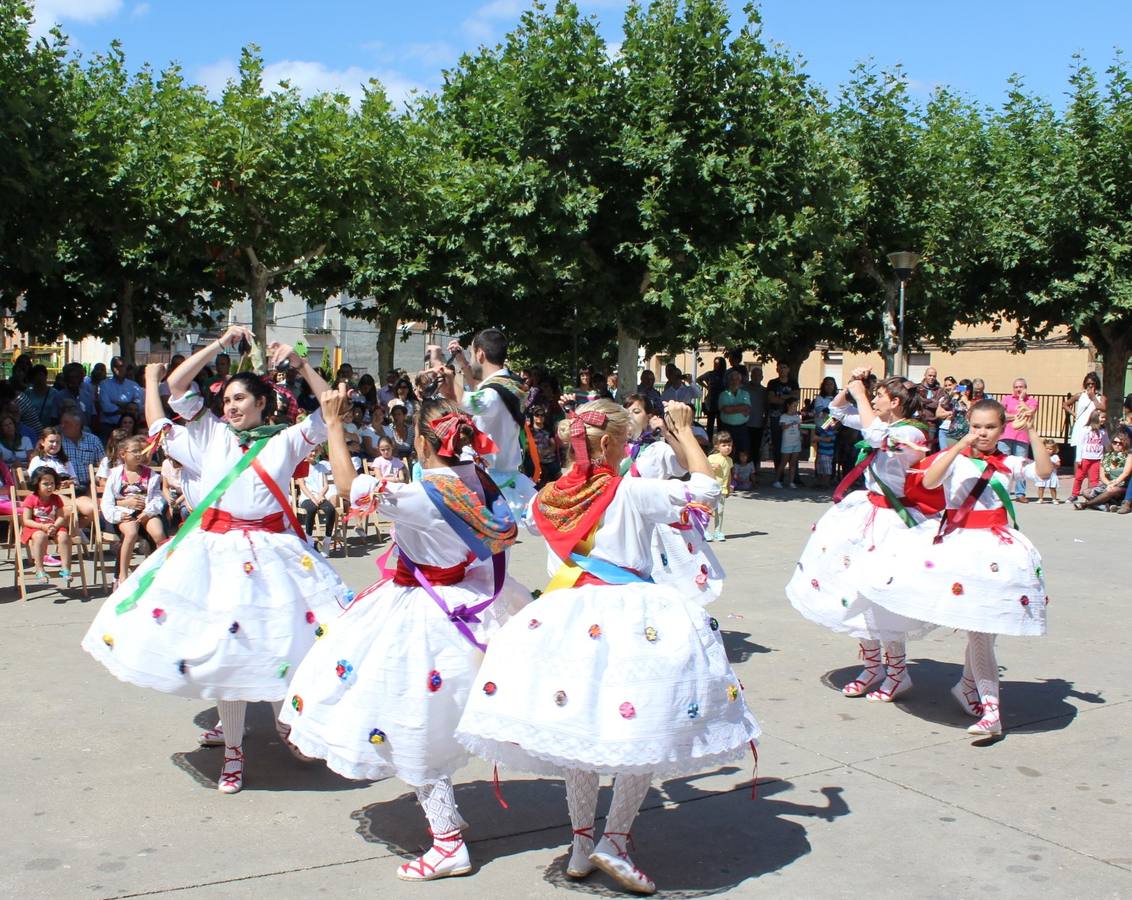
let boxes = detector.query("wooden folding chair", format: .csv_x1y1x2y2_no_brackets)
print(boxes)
8,486,30,601
56,481,90,599
88,464,119,594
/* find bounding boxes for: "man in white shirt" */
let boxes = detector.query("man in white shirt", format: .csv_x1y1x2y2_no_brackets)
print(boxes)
99,356,145,436
660,364,699,406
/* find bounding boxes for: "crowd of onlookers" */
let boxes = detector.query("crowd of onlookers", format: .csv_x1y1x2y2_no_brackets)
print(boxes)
4,347,1132,589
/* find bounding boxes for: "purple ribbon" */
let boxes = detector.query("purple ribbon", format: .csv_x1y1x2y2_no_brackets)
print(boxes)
670,487,711,537
404,552,507,652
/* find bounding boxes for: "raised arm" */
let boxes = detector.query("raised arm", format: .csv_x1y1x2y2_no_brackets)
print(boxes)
144,363,167,425
663,400,712,478
846,378,876,430
320,385,357,498
168,325,252,400
270,342,330,401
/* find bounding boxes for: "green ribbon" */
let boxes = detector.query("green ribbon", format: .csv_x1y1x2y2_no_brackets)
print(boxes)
115,437,272,615
852,440,917,528
227,423,288,446
966,457,1020,529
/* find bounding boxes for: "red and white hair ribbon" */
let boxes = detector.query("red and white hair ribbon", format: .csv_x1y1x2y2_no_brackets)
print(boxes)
429,411,498,458
566,409,609,477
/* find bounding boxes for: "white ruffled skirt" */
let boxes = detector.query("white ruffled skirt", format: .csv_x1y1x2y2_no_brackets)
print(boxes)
455,581,760,777
786,491,935,641
862,519,1047,637
81,530,350,701
651,524,724,605
279,568,530,786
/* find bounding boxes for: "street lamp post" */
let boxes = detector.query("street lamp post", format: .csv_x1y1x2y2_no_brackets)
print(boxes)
886,251,921,377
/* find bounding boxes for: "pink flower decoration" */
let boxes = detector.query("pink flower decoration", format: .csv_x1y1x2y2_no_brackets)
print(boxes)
619,702,636,719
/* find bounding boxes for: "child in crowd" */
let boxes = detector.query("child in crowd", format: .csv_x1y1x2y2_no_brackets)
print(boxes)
372,437,408,483
100,435,166,587
814,420,837,488
774,398,803,489
732,448,755,491
21,468,73,585
161,454,189,532
96,428,130,488
1029,439,1061,503
27,427,78,483
526,404,562,487
707,430,733,542
299,446,339,552
1070,410,1109,500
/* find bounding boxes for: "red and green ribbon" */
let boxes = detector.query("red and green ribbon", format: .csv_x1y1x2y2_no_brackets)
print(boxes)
114,436,272,615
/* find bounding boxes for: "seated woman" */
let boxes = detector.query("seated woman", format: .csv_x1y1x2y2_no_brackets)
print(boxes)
1075,430,1132,510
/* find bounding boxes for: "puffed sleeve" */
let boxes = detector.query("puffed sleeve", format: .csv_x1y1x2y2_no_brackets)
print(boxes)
348,471,414,522
168,389,226,448
143,469,165,517
100,467,124,524
622,471,721,523
276,410,328,473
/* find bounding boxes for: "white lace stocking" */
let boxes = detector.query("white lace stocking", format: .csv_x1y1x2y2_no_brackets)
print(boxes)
565,768,599,835
216,700,247,750
415,777,464,837
967,631,1000,721
605,772,652,837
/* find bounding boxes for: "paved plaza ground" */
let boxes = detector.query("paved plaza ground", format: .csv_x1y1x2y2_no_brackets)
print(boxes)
3,482,1130,899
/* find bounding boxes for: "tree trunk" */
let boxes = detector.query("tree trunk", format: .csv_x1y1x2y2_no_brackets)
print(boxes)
375,302,401,379
117,279,136,365
779,344,812,384
1098,335,1130,425
250,275,269,350
615,321,639,403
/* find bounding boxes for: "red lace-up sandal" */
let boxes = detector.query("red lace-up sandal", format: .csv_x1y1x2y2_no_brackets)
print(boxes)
590,831,656,895
396,829,472,881
218,746,245,794
198,724,225,747
841,643,883,697
566,826,596,878
967,700,1002,737
950,676,983,717
866,649,913,702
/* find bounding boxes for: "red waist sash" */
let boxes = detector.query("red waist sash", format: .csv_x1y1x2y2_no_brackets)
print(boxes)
868,492,907,510
955,508,1008,529
200,509,288,534
392,553,474,587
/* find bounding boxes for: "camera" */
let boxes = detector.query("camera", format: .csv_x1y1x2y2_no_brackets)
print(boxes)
956,385,968,393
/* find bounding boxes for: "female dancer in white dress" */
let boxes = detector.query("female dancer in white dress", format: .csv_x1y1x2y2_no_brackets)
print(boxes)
83,327,349,793
456,400,760,895
786,373,938,702
622,393,723,603
281,388,524,882
865,399,1051,737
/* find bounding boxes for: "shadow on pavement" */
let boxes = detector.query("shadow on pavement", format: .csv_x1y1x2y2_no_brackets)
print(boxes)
352,775,848,897
172,704,373,793
822,660,1104,736
720,629,773,663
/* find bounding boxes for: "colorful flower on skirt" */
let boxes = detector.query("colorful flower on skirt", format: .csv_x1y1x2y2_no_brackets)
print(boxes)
368,728,386,745
300,554,314,571
291,695,303,714
619,702,636,719
151,608,165,622
305,611,316,624
530,589,543,599
243,561,254,575
315,624,327,639
841,597,850,608
229,621,240,634
727,684,739,702
810,579,820,590
810,522,817,532
687,703,700,719
842,556,851,569
686,542,694,553
644,626,658,643
1019,595,1030,607
695,572,708,587
344,589,355,603
709,617,719,631
1035,565,1043,579
428,670,443,692
588,624,602,639
660,553,668,566
483,681,497,696
277,661,291,678
554,690,568,707
990,562,1000,573
924,560,935,569
102,634,114,648
951,582,964,596
528,618,541,629
335,659,354,681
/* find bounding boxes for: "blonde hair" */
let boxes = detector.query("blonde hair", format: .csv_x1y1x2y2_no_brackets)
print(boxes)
557,399,630,463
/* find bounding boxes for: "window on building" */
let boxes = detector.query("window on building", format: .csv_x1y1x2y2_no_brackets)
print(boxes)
305,302,328,332
265,302,278,325
822,352,844,387
907,352,932,382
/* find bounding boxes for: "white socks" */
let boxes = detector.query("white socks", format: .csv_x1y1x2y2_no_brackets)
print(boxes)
415,777,464,837
216,700,247,749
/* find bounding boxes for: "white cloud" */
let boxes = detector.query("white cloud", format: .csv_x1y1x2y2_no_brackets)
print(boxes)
28,0,123,36
131,2,149,16
462,0,527,44
196,57,424,110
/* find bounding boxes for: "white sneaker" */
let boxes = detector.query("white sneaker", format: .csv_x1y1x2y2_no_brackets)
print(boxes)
787,482,798,490
771,481,783,488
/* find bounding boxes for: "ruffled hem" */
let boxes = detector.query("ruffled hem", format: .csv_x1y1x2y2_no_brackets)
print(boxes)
455,720,758,778
282,726,467,786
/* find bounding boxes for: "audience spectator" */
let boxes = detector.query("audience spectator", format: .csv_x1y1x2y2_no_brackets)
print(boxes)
718,369,752,456
99,356,145,437
20,364,59,432
745,366,767,482
1000,377,1037,500
378,369,400,406
915,366,942,448
635,370,663,410
1074,430,1132,511
660,363,699,405
383,400,415,461
59,408,103,497
1070,408,1109,501
1065,372,1106,466
298,447,338,552
697,356,727,441
0,411,34,467
766,362,800,476
56,363,96,427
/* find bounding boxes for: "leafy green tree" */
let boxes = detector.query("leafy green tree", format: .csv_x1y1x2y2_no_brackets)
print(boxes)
196,47,353,349
987,58,1132,418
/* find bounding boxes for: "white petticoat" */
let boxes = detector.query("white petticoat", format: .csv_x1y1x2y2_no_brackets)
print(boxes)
455,582,760,777
81,530,350,701
786,491,935,641
862,520,1047,637
650,524,724,605
279,571,530,786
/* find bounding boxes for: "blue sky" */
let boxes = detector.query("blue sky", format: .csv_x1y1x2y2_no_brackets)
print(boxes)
27,0,1130,110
